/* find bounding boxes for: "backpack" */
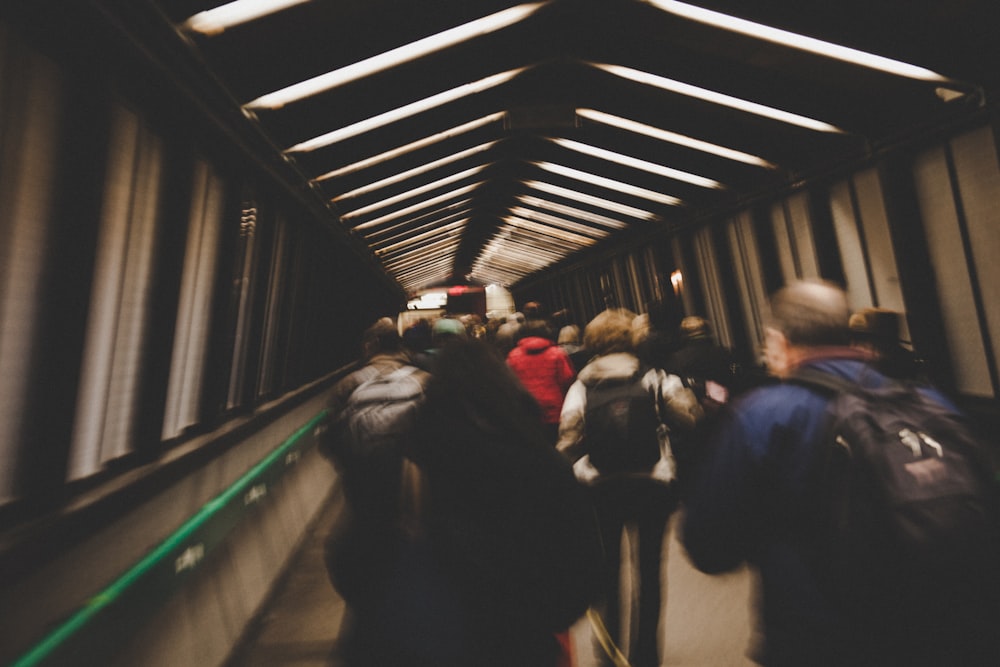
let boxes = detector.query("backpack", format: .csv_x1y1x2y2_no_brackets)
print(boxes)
341,364,426,457
584,370,662,475
792,368,1000,647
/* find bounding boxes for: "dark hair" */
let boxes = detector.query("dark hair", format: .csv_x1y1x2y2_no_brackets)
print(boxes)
416,339,547,450
362,317,402,354
769,280,850,347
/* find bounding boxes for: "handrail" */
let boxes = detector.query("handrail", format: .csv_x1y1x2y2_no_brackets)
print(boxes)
10,410,329,667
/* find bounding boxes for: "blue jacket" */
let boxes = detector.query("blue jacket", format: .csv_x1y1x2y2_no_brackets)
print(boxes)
682,355,898,665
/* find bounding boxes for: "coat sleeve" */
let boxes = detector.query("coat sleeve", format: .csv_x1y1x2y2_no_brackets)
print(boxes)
556,380,587,461
653,370,703,431
681,408,758,574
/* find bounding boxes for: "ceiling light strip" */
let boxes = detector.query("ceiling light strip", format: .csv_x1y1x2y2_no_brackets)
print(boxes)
332,142,497,201
645,0,952,83
373,220,468,254
283,68,526,152
594,63,845,134
550,138,723,189
369,215,470,248
508,207,611,237
523,180,658,220
314,113,505,181
364,202,472,238
479,239,553,265
505,218,598,246
535,161,683,206
366,209,472,244
184,0,310,35
578,108,775,168
384,242,461,270
350,184,481,231
515,195,628,229
341,165,487,218
246,3,546,108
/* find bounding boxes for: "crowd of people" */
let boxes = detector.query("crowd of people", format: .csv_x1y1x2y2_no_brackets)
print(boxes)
318,283,1000,667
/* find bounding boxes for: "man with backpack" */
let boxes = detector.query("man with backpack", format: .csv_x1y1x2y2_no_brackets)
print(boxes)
682,280,1000,666
558,309,701,667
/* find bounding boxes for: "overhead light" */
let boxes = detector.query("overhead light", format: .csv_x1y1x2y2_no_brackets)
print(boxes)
644,1,953,83
523,180,658,220
594,63,846,134
577,108,775,168
508,207,611,238
314,113,505,181
516,195,628,229
332,142,497,202
351,186,480,231
550,138,723,189
534,161,684,206
284,68,527,152
355,198,473,234
184,0,310,35
504,216,600,246
341,165,488,219
369,209,471,244
384,239,461,268
374,219,468,254
245,3,546,108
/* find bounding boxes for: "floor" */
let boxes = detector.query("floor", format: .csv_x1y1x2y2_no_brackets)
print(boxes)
226,496,757,667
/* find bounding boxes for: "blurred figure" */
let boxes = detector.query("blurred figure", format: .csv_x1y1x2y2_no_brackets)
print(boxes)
656,315,739,499
558,309,701,667
557,324,590,371
667,316,740,411
848,307,925,382
494,311,524,358
682,280,1000,666
402,318,433,371
507,320,575,444
407,338,604,666
319,318,431,664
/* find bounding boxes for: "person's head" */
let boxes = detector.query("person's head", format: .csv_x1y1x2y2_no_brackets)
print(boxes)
431,317,467,346
362,317,402,358
764,280,850,377
849,308,905,356
584,308,638,357
558,324,580,346
631,313,651,350
680,316,710,341
520,319,554,341
522,301,544,321
402,319,432,353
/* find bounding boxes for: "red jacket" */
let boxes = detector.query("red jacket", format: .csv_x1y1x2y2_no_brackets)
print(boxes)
506,337,576,424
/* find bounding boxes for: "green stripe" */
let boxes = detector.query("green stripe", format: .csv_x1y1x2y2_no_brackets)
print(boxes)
11,410,329,667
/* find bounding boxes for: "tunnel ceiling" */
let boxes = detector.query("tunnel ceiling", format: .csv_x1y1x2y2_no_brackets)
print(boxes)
148,0,995,293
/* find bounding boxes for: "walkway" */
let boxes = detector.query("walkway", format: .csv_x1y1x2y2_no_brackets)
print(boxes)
226,492,756,667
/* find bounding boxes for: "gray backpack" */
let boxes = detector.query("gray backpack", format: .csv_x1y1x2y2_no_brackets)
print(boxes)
341,364,427,457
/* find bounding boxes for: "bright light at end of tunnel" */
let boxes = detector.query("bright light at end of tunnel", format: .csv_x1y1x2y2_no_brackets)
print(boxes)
643,1,954,84
184,0,311,35
245,3,547,108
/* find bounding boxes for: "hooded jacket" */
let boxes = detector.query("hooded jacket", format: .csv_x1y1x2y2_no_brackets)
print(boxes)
506,336,576,425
